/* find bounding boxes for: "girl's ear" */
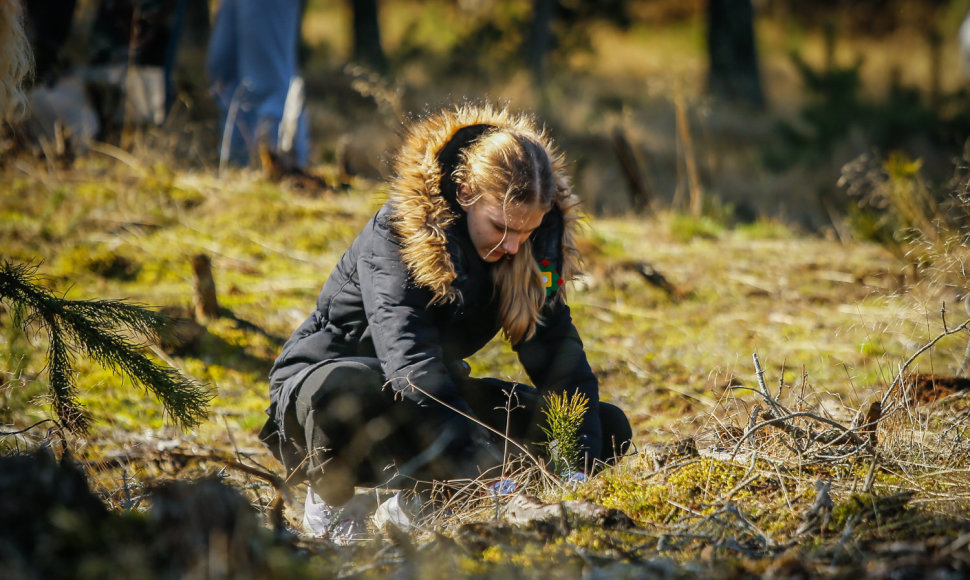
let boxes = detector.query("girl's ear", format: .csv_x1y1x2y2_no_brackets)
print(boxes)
458,183,473,207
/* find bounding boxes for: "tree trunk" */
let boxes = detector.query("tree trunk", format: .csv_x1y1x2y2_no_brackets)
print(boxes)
170,0,211,116
525,0,556,83
706,0,764,109
350,0,387,72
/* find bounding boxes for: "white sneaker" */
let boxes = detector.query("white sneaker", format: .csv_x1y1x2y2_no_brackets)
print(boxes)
372,492,417,532
303,488,370,545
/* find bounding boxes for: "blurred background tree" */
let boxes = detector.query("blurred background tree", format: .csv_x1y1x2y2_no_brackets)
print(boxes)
350,0,387,72
525,0,632,82
706,0,764,109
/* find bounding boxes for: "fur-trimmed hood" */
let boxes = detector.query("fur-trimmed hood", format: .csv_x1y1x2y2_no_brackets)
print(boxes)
386,104,584,305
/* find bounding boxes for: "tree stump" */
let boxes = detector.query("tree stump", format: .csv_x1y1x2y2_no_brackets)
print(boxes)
191,254,219,321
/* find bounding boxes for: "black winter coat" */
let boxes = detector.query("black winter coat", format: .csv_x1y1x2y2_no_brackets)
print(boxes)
261,108,602,472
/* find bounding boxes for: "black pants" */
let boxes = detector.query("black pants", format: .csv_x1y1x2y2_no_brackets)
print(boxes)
288,358,632,502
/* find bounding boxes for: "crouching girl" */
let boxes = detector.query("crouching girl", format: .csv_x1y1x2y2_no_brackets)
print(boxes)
259,104,632,537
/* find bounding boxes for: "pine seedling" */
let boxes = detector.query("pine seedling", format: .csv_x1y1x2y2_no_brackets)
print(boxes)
0,261,212,432
540,391,589,475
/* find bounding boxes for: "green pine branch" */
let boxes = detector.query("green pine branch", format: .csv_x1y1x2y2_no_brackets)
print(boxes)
0,261,212,432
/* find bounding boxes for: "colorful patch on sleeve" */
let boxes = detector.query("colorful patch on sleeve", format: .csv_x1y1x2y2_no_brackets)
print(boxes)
538,259,563,297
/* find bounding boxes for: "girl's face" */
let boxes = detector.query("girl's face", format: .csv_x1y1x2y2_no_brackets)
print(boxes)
460,184,546,263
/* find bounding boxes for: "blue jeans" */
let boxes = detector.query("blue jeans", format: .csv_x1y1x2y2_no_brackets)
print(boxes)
206,0,309,167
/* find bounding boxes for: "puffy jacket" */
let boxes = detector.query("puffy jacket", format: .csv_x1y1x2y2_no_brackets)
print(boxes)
262,105,602,470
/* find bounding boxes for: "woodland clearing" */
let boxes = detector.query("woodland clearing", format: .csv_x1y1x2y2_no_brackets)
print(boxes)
3,1,970,576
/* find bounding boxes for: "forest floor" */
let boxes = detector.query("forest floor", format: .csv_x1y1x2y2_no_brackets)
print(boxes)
3,150,970,578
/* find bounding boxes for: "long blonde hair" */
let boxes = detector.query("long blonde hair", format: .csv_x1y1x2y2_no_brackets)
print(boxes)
0,0,31,120
454,127,572,344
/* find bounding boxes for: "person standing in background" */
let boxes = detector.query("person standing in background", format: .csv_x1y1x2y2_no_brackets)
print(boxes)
206,0,309,169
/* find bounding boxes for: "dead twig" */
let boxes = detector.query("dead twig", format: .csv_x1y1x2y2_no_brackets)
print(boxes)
731,410,866,460
753,354,791,419
795,478,833,536
881,318,970,410
0,419,58,436
722,502,775,549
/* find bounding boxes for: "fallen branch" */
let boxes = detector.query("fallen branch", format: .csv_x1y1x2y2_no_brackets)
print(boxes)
753,354,790,420
732,354,875,464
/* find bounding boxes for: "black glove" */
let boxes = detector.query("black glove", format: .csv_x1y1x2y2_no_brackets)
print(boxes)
430,416,505,480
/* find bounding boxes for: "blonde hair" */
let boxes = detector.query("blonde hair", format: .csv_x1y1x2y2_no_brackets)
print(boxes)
389,104,584,345
0,0,32,120
455,127,573,344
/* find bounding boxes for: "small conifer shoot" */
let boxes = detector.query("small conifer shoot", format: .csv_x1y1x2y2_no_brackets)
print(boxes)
540,390,589,476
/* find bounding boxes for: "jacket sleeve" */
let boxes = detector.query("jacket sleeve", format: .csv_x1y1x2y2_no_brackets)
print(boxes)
357,227,474,432
513,298,603,466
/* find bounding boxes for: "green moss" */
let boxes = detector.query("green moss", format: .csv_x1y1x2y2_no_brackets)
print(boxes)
475,538,584,575
53,244,142,281
735,219,794,240
581,227,629,258
596,475,672,523
139,165,205,210
667,459,744,498
828,491,918,532
667,213,724,243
